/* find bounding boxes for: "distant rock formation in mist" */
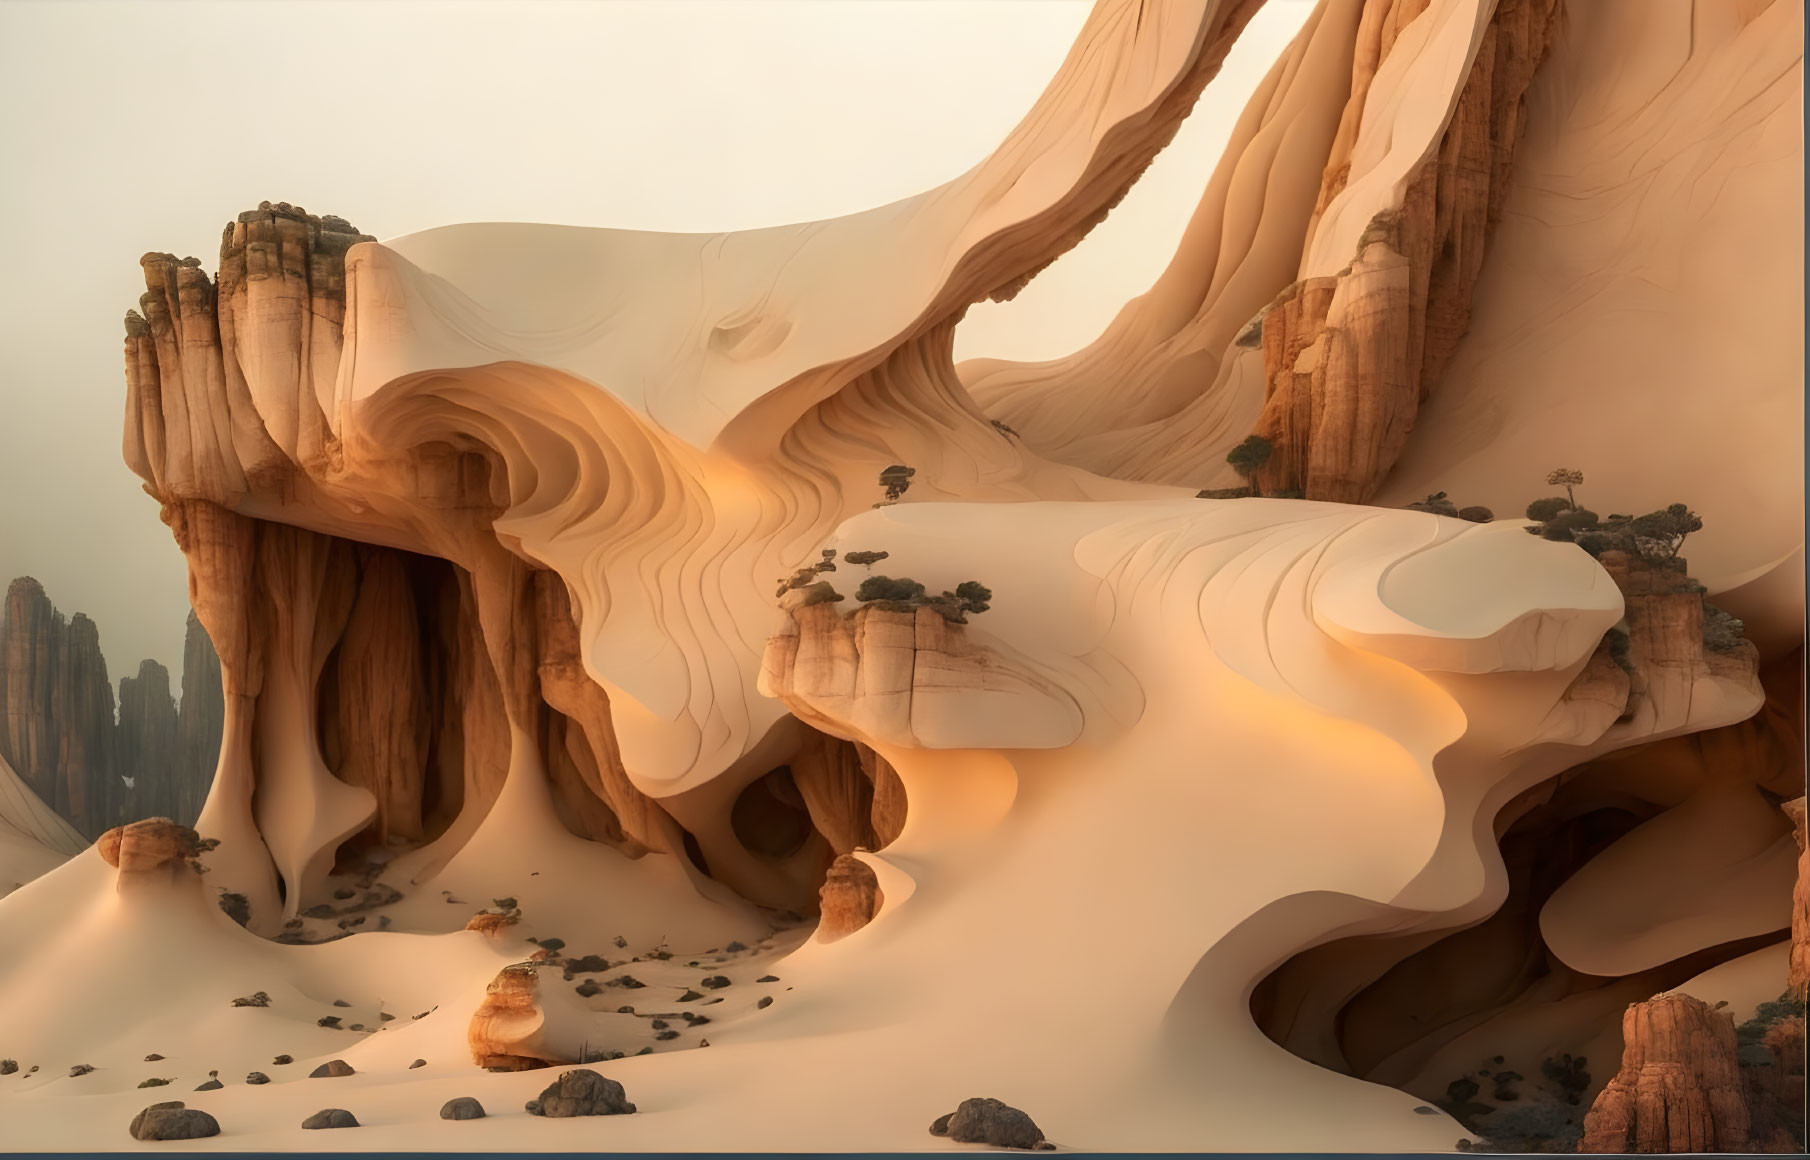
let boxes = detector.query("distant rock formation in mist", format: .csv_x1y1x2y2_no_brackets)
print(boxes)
0,577,220,837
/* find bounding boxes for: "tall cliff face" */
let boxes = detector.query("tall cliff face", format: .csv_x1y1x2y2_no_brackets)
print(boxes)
175,610,223,826
0,578,117,836
0,578,221,839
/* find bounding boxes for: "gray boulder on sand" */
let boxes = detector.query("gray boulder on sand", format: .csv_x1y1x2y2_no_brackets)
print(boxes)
129,1102,220,1141
309,1059,355,1078
929,1097,1055,1150
523,1069,637,1117
301,1108,360,1129
440,1096,486,1120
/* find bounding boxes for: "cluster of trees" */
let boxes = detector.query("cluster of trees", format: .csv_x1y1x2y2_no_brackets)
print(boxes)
773,547,994,622
1523,468,1703,561
853,576,992,623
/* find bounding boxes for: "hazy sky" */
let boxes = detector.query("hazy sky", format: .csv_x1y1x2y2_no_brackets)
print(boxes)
0,0,1310,681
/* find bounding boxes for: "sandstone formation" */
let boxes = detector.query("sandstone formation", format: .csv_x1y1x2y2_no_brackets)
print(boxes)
0,0,1797,1152
468,963,559,1072
1787,797,1809,999
95,817,211,888
0,578,222,843
1578,994,1750,1153
815,854,884,943
0,578,116,835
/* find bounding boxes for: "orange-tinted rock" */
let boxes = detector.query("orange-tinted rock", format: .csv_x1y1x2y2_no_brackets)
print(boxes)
1579,993,1750,1153
816,854,883,943
1785,797,1809,999
1745,1015,1807,1152
465,912,519,938
96,817,205,875
467,963,558,1072
1255,0,1564,501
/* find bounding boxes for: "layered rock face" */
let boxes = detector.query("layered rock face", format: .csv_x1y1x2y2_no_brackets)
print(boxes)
0,578,117,835
0,578,223,839
1787,797,1809,999
1579,994,1750,1153
816,854,884,943
468,963,558,1072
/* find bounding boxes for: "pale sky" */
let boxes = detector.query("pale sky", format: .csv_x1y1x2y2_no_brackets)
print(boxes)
0,0,1311,680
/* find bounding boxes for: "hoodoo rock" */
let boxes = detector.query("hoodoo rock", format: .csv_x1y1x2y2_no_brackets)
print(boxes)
816,854,883,943
95,817,208,881
468,963,559,1071
1579,994,1750,1153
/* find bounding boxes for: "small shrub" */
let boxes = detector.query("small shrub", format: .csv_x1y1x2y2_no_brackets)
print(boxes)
796,581,844,607
1525,497,1572,523
855,575,927,605
1703,604,1747,653
876,464,916,506
231,991,270,1008
1458,506,1494,523
216,891,251,927
842,551,889,569
1539,1054,1589,1104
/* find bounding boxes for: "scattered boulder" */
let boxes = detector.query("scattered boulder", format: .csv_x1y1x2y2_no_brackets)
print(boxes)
610,974,645,989
231,991,270,1008
332,999,351,1008
654,1030,679,1041
129,1101,220,1141
757,975,779,983
139,1077,172,1088
465,912,519,937
757,996,774,1010
575,979,602,998
309,1059,355,1078
317,1016,342,1029
676,989,703,1002
524,1069,636,1117
409,1059,427,1069
700,976,730,990
144,1053,164,1061
0,1059,16,1075
929,1097,1054,1150
246,1071,270,1085
273,1054,293,1065
69,1064,94,1077
301,1108,360,1130
194,1079,223,1091
682,1013,710,1026
440,1097,486,1120
726,941,747,952
562,954,612,979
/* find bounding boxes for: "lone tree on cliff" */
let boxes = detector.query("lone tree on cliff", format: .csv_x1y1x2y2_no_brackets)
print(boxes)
1629,503,1702,559
1545,468,1584,508
876,465,916,507
1226,435,1273,497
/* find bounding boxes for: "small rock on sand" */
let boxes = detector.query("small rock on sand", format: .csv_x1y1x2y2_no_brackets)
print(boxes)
757,996,774,1009
69,1064,94,1077
756,975,779,983
332,999,351,1008
273,1054,293,1065
309,1060,356,1078
143,1053,164,1061
440,1097,486,1120
194,1079,223,1091
700,976,730,989
246,1072,270,1085
409,1059,427,1069
129,1102,220,1141
301,1108,360,1129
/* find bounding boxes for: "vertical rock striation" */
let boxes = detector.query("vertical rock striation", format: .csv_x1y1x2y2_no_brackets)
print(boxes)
1579,993,1750,1154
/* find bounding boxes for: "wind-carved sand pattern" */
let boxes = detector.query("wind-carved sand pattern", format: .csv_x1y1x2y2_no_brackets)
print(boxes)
0,0,1800,1151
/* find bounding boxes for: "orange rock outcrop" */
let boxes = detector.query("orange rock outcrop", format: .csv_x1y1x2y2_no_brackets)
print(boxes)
468,963,559,1072
1579,993,1750,1154
816,854,883,943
